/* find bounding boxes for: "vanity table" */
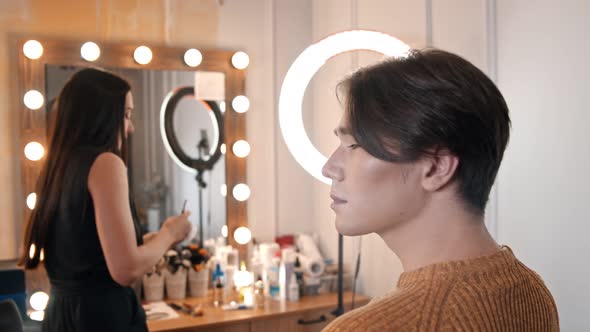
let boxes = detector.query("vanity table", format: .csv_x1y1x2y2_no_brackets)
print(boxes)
147,291,370,332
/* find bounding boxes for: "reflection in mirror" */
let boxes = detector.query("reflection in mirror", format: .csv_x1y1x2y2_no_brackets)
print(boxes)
167,96,226,242
45,65,227,242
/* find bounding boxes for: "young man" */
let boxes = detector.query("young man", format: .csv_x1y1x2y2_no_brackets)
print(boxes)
322,49,559,331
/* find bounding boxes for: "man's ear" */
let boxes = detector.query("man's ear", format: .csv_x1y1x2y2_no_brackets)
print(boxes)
420,149,459,192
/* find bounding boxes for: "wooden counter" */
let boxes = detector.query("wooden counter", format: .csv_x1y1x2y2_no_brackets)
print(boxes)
147,291,370,332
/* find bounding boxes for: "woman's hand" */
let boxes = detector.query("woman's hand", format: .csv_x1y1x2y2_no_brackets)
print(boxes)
161,211,192,245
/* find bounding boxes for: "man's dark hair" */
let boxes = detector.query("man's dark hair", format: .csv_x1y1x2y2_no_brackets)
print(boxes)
338,49,511,214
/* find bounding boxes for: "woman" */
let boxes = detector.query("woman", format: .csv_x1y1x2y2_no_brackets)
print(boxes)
321,49,559,331
19,68,191,331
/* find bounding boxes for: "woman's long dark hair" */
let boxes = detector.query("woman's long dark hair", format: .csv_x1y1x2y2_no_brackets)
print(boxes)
19,68,131,269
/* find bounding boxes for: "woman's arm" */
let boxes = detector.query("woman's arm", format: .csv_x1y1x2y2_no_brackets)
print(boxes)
143,232,158,243
88,152,190,286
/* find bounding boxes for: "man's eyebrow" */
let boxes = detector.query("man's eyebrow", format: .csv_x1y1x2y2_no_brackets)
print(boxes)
333,126,352,137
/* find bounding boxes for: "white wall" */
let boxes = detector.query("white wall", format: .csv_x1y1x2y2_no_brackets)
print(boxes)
496,1,590,330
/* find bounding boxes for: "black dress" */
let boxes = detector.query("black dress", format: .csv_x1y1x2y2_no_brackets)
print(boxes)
42,148,147,332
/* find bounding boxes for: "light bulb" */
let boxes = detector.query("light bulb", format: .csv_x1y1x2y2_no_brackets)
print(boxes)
23,40,43,60
219,101,226,113
221,225,228,238
24,90,44,110
233,226,252,245
26,193,37,210
232,51,249,69
29,243,36,259
220,184,227,197
220,143,226,155
29,311,44,321
184,48,202,67
232,95,250,113
40,249,45,262
81,42,100,61
24,142,44,161
233,268,253,288
30,291,49,311
232,140,250,158
134,46,152,65
232,183,250,202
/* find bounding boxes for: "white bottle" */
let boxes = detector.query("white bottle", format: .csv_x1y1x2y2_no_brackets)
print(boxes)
278,260,287,301
288,276,300,301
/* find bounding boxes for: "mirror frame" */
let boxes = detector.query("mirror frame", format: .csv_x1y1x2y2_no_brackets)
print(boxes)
16,37,249,260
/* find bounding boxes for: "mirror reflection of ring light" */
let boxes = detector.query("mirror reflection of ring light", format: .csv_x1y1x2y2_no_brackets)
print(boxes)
278,30,411,184
160,86,224,174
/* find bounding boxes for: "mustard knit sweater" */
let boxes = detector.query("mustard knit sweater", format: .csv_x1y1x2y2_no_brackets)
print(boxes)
324,246,559,331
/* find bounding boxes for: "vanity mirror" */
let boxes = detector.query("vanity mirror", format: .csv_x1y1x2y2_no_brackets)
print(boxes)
16,37,250,262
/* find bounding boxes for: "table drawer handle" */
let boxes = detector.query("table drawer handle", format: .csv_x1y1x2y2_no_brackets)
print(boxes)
298,315,327,325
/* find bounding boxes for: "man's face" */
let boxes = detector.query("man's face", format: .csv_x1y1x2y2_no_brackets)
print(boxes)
321,115,427,236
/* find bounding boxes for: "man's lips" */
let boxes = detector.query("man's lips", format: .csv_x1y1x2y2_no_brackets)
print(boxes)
330,193,347,204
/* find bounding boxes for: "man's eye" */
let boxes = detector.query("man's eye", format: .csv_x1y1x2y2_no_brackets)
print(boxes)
347,144,359,149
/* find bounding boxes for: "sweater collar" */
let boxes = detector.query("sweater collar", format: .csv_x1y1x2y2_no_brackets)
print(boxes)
397,246,517,289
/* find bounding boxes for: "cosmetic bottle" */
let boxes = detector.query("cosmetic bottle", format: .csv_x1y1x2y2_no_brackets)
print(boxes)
213,278,223,307
213,263,224,307
288,274,300,301
294,256,304,298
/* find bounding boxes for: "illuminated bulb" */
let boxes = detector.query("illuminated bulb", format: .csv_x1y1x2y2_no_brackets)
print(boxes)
220,184,227,197
219,101,226,113
23,40,43,60
233,266,253,288
184,48,202,67
220,143,226,155
232,95,250,113
29,311,45,321
24,142,44,161
80,42,100,61
233,226,252,245
134,46,152,65
40,249,45,262
232,183,250,202
26,193,37,210
221,225,228,238
29,244,36,259
232,140,250,158
24,90,44,110
30,291,49,311
231,51,249,69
